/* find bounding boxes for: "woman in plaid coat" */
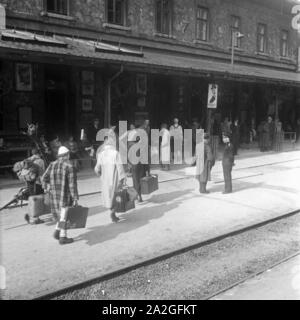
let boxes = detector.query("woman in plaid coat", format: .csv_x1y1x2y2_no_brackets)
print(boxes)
42,146,79,245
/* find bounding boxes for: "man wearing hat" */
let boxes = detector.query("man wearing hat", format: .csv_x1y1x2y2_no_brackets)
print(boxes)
222,133,235,194
196,133,215,194
42,146,79,245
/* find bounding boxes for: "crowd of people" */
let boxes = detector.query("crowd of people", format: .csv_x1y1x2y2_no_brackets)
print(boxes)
10,113,298,245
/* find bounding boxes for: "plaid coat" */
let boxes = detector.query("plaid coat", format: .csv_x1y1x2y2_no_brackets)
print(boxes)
41,159,79,214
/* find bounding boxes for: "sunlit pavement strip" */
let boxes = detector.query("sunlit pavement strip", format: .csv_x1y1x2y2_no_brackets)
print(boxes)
1,152,300,299
211,255,300,300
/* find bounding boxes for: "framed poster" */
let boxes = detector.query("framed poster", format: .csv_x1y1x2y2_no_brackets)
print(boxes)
207,84,218,109
82,83,94,96
82,98,93,111
136,74,147,95
82,70,94,82
15,63,33,91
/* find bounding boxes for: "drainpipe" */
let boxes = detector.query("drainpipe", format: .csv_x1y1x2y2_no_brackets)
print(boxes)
0,4,6,30
105,65,124,127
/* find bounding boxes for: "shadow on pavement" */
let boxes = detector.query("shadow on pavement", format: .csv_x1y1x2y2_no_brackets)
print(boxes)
75,189,194,246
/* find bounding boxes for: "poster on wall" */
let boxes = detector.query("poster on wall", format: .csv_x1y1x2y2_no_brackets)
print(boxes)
207,84,218,109
82,83,94,96
15,63,33,91
82,98,93,111
82,70,94,82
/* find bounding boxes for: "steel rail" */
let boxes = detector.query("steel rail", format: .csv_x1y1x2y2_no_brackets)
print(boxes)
202,250,300,300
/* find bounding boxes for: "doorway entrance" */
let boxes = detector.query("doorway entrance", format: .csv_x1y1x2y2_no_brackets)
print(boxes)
44,65,70,140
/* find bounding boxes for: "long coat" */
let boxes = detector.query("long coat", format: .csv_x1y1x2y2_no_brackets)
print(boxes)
95,145,126,209
196,142,214,183
160,128,170,164
41,159,78,214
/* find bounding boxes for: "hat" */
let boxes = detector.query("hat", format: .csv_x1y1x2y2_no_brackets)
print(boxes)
58,146,70,157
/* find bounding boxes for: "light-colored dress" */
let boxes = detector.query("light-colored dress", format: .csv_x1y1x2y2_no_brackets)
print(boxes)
160,128,170,164
95,144,126,209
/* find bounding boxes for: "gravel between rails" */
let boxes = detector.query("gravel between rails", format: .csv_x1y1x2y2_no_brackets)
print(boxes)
53,213,300,300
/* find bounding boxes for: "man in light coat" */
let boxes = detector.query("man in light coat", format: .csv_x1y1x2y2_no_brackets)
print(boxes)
94,136,126,222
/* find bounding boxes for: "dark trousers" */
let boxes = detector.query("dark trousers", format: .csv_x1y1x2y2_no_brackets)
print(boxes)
199,182,207,193
131,163,144,197
222,163,232,193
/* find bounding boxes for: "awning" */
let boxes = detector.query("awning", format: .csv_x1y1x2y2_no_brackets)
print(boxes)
0,30,299,85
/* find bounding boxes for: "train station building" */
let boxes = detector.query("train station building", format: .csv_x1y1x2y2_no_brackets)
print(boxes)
0,0,299,141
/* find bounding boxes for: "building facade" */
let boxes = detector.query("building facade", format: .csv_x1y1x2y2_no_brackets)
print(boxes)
0,0,299,141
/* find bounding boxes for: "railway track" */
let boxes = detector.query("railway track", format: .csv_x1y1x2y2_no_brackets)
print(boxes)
202,250,300,300
33,208,300,300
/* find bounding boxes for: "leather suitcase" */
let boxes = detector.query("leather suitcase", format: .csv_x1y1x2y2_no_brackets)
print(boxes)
65,206,89,229
28,194,51,218
115,188,135,213
141,175,159,195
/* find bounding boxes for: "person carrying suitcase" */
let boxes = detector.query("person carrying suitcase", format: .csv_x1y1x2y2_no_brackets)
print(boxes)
41,146,79,245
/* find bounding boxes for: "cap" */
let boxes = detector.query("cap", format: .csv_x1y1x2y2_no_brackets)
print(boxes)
58,146,70,157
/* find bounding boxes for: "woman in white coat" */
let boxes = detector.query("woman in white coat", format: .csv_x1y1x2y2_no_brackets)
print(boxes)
160,123,170,170
95,135,126,222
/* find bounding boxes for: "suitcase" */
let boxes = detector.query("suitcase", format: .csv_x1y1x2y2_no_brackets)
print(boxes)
115,188,135,213
28,194,51,219
65,206,89,229
141,174,159,195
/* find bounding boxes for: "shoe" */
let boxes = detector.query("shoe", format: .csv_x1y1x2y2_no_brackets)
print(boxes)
33,218,44,225
112,217,120,223
222,191,232,194
24,214,30,224
111,216,120,223
59,237,74,245
53,230,60,240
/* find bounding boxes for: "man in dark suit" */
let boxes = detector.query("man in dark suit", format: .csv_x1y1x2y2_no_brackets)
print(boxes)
196,133,215,194
222,133,235,194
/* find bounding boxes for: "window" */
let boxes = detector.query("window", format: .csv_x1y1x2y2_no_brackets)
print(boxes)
231,15,241,48
106,0,127,25
196,7,209,41
280,30,288,57
46,0,69,15
257,23,267,53
156,0,172,35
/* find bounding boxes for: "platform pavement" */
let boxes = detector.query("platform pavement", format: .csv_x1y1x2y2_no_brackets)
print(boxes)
1,149,300,208
0,151,300,299
212,254,300,300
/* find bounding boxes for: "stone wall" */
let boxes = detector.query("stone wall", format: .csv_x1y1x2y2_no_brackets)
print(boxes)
0,0,297,62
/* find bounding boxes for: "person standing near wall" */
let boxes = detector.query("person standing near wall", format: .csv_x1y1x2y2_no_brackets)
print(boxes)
140,119,151,175
196,133,215,194
160,123,170,171
267,116,275,151
170,118,183,164
222,134,235,194
231,119,240,155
